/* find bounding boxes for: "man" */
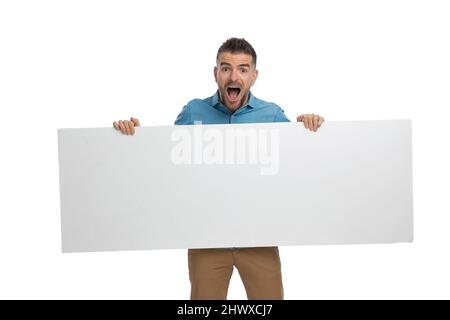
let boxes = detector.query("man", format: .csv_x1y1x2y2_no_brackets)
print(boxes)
113,38,324,299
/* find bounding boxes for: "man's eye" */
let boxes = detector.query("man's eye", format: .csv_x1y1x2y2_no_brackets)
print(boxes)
222,67,229,72
240,68,248,73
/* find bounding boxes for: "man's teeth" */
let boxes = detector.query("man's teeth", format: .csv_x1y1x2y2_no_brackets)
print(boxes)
227,88,240,93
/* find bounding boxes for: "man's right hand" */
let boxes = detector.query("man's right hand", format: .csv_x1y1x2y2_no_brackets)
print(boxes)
113,117,140,135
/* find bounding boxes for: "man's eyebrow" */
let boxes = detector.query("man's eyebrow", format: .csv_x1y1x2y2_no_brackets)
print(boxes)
219,62,251,68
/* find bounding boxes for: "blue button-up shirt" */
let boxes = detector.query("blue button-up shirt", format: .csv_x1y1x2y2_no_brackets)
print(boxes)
175,91,290,125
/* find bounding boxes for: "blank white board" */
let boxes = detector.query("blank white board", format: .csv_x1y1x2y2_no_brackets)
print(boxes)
58,121,413,253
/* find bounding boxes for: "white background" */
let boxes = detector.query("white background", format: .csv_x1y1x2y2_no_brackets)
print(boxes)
0,0,449,299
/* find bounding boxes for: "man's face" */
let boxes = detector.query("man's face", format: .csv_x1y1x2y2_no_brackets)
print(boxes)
214,52,258,112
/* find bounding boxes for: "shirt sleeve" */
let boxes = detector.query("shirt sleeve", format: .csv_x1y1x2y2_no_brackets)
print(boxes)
174,104,191,125
274,107,291,122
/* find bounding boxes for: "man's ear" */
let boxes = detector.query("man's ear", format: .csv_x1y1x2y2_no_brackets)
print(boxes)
214,66,218,83
251,69,259,86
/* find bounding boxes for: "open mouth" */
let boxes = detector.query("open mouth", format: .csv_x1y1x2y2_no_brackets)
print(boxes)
226,87,241,101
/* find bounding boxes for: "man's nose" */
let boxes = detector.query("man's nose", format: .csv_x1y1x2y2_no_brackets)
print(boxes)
230,69,239,82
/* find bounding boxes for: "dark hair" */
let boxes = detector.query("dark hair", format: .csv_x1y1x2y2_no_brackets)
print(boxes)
216,38,257,67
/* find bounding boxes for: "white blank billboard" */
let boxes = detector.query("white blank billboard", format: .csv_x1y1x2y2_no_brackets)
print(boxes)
58,121,413,253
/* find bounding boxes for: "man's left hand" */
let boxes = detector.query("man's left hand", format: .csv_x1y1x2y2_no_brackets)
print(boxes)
297,114,324,132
